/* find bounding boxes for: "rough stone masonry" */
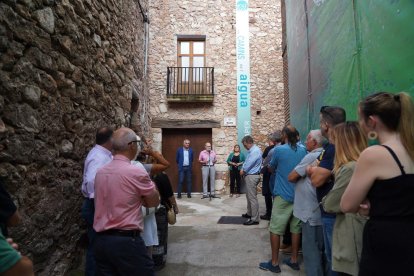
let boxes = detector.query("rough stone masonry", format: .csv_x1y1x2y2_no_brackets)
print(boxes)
0,0,150,274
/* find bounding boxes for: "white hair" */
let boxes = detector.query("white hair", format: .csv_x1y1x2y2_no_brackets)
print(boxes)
308,129,323,145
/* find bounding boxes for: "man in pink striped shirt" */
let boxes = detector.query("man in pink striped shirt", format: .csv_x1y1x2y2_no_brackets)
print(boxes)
199,142,217,198
93,128,159,275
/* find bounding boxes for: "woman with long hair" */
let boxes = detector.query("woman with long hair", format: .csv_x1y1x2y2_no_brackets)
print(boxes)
226,144,245,197
322,122,367,276
341,92,414,275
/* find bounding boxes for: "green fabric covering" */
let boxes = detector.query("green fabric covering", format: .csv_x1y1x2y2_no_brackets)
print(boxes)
286,0,414,137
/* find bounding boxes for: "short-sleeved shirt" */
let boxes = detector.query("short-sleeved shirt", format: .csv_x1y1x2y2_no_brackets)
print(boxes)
0,181,17,236
270,144,307,202
293,148,323,226
0,232,21,274
199,150,217,166
132,162,173,207
93,155,156,232
316,143,336,217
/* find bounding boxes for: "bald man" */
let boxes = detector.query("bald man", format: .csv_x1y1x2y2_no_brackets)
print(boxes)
93,128,160,275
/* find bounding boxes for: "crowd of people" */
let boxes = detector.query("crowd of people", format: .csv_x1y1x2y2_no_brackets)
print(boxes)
0,91,413,276
253,92,414,275
79,127,180,275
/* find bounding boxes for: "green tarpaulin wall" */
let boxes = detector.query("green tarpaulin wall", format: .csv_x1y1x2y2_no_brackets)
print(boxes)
286,0,414,137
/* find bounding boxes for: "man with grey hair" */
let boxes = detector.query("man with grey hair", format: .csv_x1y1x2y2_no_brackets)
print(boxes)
261,131,282,220
288,129,325,276
93,127,159,275
176,139,194,198
240,135,262,225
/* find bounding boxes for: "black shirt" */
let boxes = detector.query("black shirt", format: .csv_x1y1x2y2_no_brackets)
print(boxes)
315,143,336,218
0,180,17,236
231,155,240,171
152,173,174,207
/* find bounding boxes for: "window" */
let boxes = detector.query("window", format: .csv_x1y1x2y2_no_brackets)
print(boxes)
167,35,213,98
177,36,206,83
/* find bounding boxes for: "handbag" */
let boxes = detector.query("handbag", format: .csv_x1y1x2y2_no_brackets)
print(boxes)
167,207,176,225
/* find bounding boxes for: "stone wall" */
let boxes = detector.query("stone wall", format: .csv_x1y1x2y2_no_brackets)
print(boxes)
0,0,150,274
148,0,285,191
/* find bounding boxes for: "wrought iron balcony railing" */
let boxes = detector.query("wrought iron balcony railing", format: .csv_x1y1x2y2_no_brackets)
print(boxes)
167,67,214,102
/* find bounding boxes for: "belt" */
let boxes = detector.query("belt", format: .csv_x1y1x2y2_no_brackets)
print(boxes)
246,172,260,175
97,229,141,237
202,165,214,166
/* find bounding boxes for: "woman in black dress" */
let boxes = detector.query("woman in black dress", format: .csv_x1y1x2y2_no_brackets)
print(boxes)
341,92,414,275
226,145,245,197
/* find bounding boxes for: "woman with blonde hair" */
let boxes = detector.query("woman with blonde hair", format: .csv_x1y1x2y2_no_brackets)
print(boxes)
322,122,367,276
341,92,414,275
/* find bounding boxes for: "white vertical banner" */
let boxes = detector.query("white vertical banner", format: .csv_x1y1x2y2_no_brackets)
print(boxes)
236,0,251,145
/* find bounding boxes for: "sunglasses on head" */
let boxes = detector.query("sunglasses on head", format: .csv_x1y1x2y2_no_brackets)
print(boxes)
320,106,334,119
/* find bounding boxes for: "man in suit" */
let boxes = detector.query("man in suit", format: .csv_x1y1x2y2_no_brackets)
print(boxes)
176,139,194,198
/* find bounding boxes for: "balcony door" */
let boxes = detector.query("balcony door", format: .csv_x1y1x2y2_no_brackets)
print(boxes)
178,40,207,94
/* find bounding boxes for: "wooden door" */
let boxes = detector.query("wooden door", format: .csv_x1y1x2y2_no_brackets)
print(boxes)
162,128,212,193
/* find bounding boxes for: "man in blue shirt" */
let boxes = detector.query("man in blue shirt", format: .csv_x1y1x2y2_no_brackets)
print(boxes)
176,139,194,198
240,135,262,225
259,126,307,273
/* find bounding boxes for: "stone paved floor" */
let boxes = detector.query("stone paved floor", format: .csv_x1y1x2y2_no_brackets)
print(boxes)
156,194,305,276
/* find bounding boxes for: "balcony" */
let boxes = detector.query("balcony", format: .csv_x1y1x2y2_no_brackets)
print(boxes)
167,67,214,102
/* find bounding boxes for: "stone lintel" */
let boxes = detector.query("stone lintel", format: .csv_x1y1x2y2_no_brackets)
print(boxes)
152,119,220,129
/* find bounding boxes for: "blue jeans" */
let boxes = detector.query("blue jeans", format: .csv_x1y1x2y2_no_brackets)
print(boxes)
322,216,338,276
178,166,192,196
302,221,325,276
81,199,96,276
94,234,154,276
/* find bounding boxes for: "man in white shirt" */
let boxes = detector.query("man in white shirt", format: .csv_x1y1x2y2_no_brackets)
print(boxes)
81,127,113,276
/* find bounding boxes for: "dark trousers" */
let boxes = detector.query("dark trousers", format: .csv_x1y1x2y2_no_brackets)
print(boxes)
94,234,154,276
178,166,192,196
262,171,273,217
81,198,96,276
283,224,292,246
264,195,273,217
229,169,241,194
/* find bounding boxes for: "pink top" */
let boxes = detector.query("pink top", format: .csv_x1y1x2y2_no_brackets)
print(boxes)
93,155,156,232
199,150,217,166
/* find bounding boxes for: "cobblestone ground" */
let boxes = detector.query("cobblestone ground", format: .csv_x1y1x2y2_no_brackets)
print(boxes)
68,194,305,276
157,194,305,276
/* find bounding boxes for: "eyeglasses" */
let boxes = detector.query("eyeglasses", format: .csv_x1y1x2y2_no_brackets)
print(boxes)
128,140,144,149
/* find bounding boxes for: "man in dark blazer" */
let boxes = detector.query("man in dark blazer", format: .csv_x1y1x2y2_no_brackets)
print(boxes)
176,139,193,198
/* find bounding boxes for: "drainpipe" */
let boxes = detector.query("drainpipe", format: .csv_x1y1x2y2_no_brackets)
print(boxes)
130,1,150,129
144,13,149,76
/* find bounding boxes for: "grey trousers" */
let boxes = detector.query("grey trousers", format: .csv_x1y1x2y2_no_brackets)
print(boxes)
202,166,215,196
244,174,260,222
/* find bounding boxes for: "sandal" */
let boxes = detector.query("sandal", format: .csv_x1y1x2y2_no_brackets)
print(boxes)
235,194,240,198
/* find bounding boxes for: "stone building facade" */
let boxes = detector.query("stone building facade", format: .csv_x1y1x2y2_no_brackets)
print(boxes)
148,0,285,192
0,0,150,274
